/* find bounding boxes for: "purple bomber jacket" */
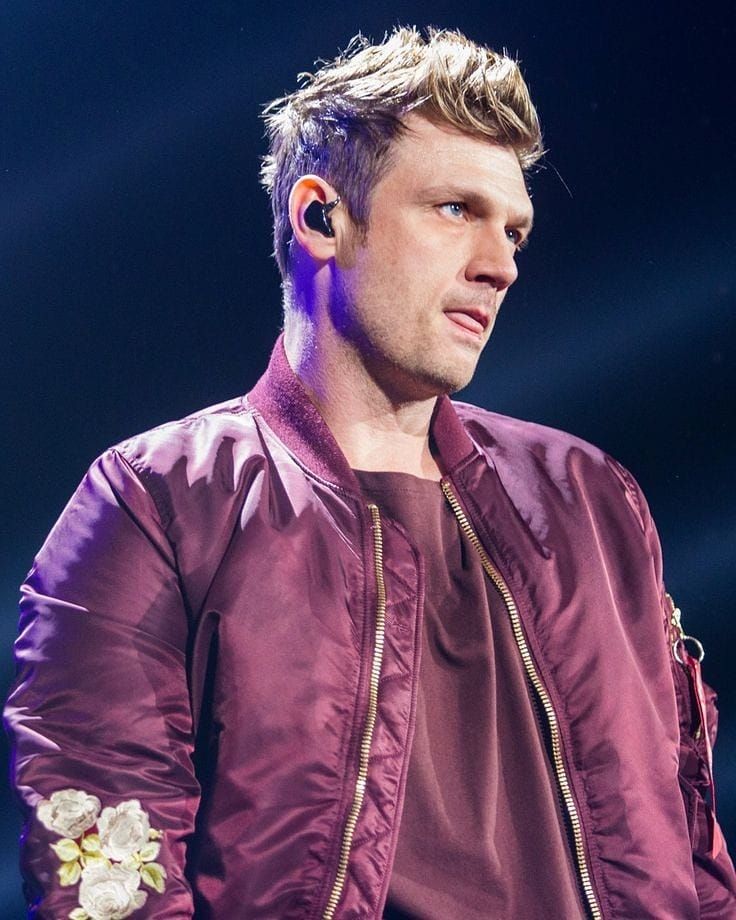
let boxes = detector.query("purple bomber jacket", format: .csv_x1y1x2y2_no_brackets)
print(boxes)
6,338,736,918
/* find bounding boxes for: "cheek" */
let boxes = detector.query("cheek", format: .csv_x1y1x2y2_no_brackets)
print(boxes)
349,225,455,318
384,238,449,289
352,244,408,302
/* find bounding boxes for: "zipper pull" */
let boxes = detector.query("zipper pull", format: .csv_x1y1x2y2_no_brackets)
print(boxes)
667,593,705,665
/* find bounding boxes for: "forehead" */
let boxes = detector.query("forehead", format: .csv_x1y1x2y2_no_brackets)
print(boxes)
379,113,532,211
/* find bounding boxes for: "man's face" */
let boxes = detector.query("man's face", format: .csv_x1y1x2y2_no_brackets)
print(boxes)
330,113,534,402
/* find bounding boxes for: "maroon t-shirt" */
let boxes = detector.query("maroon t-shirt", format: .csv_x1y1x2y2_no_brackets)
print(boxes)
355,470,585,920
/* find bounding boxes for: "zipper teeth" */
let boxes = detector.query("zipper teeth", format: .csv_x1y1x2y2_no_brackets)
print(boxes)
441,480,602,920
322,504,387,919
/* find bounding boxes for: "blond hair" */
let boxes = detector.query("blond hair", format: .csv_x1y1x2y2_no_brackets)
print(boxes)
261,26,543,277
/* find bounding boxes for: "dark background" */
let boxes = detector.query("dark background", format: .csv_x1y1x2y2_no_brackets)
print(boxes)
2,2,734,914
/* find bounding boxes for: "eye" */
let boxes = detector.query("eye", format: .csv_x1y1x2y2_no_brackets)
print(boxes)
506,228,529,253
438,202,467,220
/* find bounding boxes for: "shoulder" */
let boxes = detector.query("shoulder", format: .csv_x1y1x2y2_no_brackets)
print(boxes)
453,400,607,463
452,400,651,535
112,395,256,477
83,395,271,531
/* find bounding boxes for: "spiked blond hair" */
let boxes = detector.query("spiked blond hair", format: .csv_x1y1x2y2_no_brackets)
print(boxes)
261,26,543,277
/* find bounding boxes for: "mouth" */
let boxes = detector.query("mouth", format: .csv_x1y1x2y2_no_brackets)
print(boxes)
443,307,490,339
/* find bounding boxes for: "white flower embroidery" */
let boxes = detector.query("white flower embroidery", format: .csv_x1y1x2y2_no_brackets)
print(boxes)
97,800,150,861
35,790,166,918
77,863,147,919
37,789,101,838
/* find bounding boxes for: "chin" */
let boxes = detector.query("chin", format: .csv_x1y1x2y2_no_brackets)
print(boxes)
375,349,477,401
430,358,478,395
408,365,476,400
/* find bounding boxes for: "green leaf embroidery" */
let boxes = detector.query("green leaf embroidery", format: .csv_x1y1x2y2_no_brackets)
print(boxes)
58,860,82,887
137,841,161,863
140,862,167,894
51,839,81,863
81,833,101,853
79,852,109,870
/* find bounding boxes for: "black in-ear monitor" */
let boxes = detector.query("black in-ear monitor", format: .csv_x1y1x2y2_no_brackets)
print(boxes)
304,197,341,237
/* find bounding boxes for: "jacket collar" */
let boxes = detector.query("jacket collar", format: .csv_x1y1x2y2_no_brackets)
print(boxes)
246,335,478,491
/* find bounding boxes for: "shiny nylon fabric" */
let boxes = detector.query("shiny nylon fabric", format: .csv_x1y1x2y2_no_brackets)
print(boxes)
5,381,424,917
442,407,736,918
5,336,736,918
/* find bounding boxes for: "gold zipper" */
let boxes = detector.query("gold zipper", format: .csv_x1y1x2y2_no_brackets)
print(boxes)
322,504,387,919
441,479,602,920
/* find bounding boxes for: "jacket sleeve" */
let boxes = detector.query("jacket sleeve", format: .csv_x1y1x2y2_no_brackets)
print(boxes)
612,457,736,914
668,597,736,916
4,449,199,918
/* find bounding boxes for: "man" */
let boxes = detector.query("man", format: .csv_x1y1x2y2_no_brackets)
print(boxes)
5,26,736,919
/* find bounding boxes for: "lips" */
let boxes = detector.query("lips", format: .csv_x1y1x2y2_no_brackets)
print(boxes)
444,309,488,337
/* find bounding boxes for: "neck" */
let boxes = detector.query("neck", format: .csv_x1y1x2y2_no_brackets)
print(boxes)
284,322,442,481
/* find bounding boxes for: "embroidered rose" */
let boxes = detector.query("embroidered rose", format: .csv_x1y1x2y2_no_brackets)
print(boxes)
37,789,101,838
97,800,150,861
76,863,147,919
38,789,166,917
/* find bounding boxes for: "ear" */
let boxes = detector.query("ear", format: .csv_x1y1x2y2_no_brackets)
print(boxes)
288,175,341,263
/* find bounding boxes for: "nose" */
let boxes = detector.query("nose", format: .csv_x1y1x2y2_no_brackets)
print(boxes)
464,226,519,291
